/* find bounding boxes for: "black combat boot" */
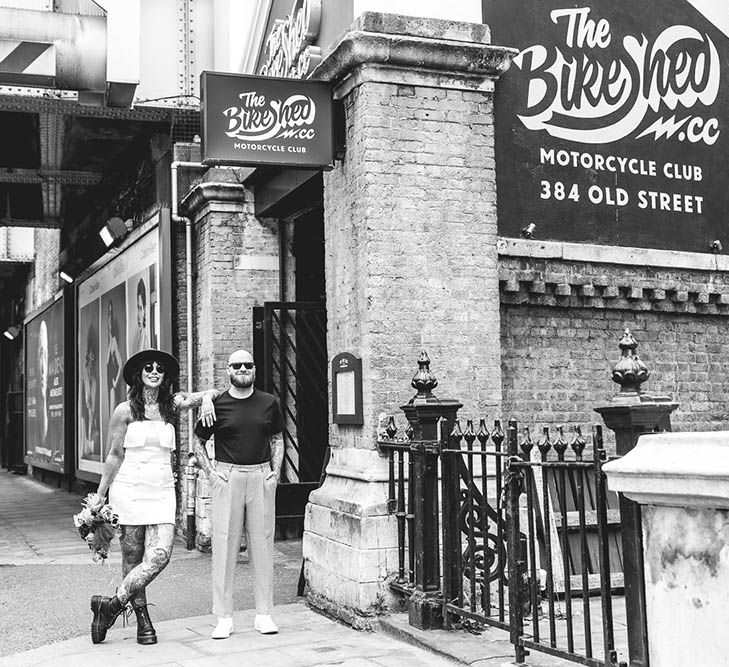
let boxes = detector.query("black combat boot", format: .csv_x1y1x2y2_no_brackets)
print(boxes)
132,603,158,645
90,595,124,644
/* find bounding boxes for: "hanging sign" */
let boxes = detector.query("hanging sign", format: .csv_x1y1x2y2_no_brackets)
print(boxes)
487,0,729,251
201,71,334,169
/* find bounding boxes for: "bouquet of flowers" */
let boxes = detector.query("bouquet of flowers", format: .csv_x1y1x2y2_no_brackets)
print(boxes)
73,493,119,562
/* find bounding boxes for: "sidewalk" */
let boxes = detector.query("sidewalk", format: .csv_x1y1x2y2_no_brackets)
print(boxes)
0,469,573,666
4,603,456,667
3,602,577,667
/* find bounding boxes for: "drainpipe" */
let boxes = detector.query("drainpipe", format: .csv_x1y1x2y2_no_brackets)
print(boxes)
172,160,246,549
171,159,207,549
185,453,198,549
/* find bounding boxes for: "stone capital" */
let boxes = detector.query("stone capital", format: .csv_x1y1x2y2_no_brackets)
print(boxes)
179,182,247,219
311,12,517,90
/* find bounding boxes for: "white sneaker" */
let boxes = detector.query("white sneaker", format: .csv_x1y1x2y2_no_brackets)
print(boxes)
254,614,278,634
211,617,234,639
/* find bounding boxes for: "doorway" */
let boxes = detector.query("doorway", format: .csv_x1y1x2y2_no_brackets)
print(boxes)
256,205,328,531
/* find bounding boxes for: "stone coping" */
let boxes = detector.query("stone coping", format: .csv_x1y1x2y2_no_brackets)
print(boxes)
179,182,247,217
311,12,516,87
603,432,729,509
499,237,728,272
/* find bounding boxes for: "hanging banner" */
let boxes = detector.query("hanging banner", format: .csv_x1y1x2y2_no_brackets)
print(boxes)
487,0,729,251
76,224,164,477
24,296,65,473
201,71,334,169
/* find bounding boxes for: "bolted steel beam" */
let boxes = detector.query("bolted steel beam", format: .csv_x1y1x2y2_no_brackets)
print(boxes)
0,167,102,186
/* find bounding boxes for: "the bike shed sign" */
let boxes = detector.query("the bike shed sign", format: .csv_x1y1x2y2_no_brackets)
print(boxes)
201,71,333,169
486,0,729,251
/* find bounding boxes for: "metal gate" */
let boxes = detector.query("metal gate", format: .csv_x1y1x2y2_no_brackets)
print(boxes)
257,302,328,527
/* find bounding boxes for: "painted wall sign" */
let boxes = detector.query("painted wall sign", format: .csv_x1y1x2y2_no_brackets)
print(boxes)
24,296,65,473
201,71,334,168
486,0,729,251
259,0,322,79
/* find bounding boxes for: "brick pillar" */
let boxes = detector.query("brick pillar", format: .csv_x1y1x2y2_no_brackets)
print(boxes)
179,174,281,547
303,13,515,627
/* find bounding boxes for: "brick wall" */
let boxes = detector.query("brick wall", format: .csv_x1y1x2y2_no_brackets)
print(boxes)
324,79,502,446
500,255,729,443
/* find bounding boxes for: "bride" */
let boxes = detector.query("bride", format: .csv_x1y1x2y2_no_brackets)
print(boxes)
88,348,217,645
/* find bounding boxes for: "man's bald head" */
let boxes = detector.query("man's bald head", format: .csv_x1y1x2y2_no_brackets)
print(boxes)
227,349,255,389
228,349,253,365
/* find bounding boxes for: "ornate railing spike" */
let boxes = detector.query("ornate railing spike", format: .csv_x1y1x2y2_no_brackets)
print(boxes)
411,350,438,399
611,328,650,393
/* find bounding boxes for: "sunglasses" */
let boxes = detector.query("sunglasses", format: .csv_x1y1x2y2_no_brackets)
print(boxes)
229,362,255,370
142,361,166,374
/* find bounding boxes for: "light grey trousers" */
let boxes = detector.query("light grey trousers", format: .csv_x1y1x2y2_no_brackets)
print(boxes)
211,461,276,618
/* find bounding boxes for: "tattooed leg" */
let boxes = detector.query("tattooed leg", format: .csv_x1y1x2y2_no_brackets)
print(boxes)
116,524,174,604
119,525,147,607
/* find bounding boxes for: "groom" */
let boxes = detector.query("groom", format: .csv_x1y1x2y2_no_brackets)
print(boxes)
194,349,284,639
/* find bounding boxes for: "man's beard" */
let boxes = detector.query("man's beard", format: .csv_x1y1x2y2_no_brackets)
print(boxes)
230,374,254,388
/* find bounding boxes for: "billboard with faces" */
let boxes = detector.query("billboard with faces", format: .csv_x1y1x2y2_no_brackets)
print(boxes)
486,0,729,251
24,296,65,473
76,225,164,477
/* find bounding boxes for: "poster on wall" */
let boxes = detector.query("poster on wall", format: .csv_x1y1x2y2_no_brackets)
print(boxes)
76,226,163,476
25,296,65,473
487,0,729,251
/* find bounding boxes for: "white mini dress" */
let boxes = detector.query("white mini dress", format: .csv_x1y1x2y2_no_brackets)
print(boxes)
109,420,176,525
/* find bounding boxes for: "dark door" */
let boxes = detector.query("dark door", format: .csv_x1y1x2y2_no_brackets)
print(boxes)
262,302,327,528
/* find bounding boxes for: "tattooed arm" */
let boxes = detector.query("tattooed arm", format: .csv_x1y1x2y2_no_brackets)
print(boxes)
193,434,225,482
173,388,221,427
95,402,132,502
271,432,284,482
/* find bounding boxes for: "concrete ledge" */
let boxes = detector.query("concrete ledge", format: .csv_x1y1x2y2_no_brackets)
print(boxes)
498,237,720,271
603,431,729,508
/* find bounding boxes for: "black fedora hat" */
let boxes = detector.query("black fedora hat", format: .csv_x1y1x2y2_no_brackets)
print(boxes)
123,349,179,386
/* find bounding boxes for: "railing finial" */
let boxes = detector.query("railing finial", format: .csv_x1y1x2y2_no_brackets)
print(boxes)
411,350,438,401
611,328,649,394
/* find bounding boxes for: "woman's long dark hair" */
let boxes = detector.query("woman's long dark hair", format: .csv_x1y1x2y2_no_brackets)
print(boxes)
128,367,176,423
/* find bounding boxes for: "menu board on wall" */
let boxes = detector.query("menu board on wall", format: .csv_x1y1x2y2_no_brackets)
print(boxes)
76,226,164,476
487,0,729,251
25,296,65,473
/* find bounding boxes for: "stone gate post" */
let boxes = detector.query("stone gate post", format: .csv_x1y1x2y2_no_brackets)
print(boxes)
595,330,678,667
302,13,515,627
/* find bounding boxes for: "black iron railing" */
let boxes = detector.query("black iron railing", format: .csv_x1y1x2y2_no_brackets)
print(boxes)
506,423,625,667
377,333,677,667
379,417,626,666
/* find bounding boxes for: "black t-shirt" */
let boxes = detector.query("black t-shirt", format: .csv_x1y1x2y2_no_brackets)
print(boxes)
194,389,283,465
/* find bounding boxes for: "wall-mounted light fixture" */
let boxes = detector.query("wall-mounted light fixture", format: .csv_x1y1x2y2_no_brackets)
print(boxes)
3,325,20,340
709,239,723,254
59,270,74,284
99,216,130,248
521,223,536,239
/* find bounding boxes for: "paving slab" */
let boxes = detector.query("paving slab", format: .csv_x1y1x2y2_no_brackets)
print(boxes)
4,604,458,667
